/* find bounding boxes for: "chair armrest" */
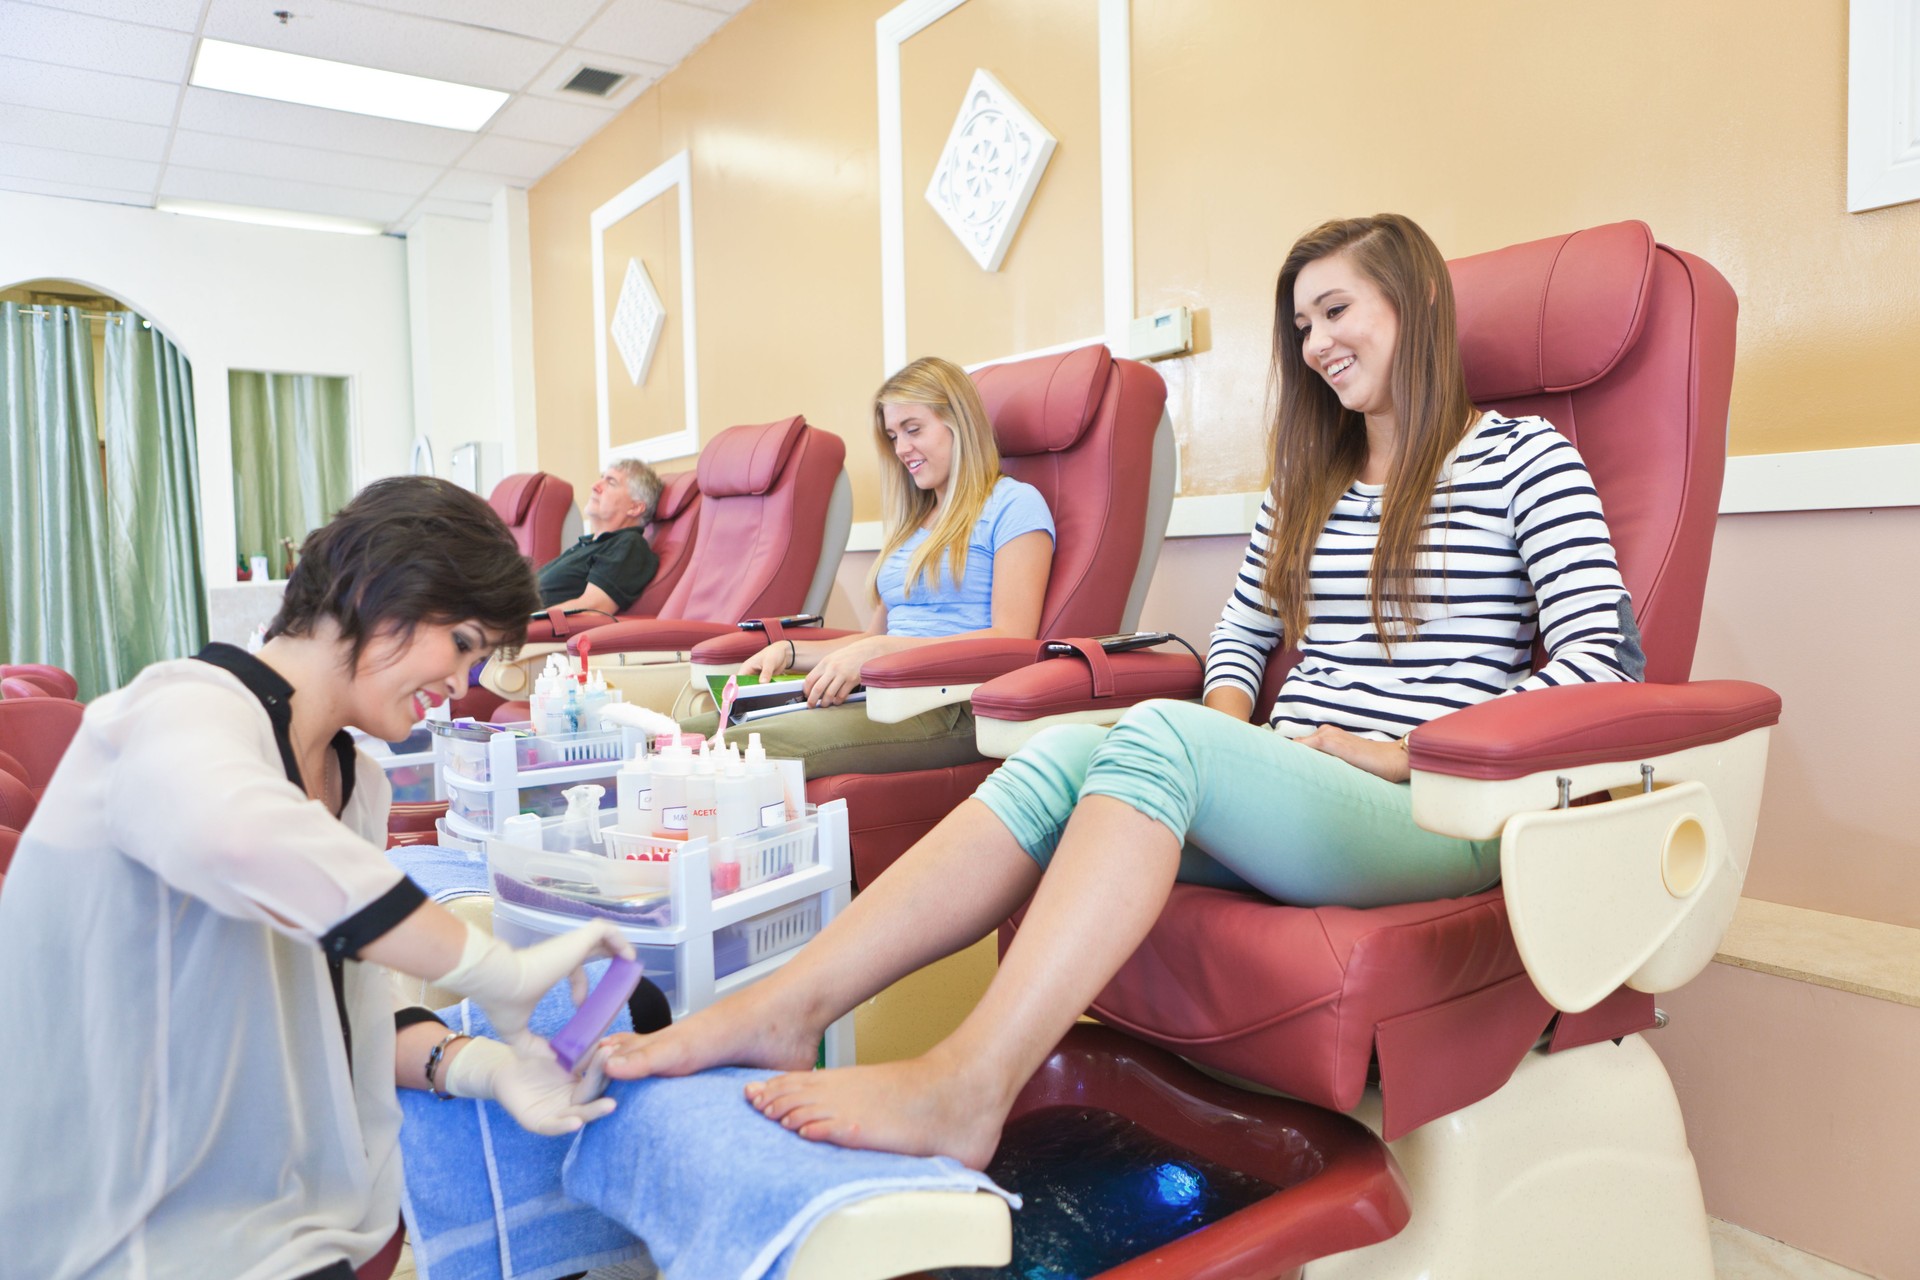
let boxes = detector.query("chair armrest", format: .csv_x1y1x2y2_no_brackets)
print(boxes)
1409,679,1782,780
969,649,1204,757
522,610,622,646
690,626,861,666
857,638,1047,724
569,618,736,656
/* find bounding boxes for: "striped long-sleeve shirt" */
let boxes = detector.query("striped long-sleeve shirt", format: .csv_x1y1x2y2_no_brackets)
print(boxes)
1204,412,1645,741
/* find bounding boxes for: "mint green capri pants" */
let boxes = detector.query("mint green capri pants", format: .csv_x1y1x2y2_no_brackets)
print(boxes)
973,699,1500,907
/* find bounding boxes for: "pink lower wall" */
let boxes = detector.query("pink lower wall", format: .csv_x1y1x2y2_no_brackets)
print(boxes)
1653,963,1920,1278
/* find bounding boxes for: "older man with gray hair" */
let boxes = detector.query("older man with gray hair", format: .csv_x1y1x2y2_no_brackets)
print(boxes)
536,458,663,616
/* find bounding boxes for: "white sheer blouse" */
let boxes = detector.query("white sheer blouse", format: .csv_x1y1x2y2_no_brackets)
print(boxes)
0,654,417,1279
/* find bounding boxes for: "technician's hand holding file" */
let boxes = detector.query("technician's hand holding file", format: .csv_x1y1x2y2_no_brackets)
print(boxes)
432,919,635,1049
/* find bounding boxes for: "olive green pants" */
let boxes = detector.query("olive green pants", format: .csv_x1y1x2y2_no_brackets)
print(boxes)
677,700,982,780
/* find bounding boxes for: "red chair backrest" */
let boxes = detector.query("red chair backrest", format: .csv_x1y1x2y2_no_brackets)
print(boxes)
972,345,1170,640
0,664,78,700
627,469,701,617
658,417,846,622
0,697,84,802
1256,221,1737,712
489,472,576,566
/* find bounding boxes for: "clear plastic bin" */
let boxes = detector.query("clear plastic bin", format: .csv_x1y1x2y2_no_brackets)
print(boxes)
600,814,817,896
439,723,627,784
491,899,682,1012
488,828,675,928
714,898,821,977
447,771,620,835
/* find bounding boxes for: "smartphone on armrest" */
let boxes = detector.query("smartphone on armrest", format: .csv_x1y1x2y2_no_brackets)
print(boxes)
1043,631,1175,657
736,614,824,632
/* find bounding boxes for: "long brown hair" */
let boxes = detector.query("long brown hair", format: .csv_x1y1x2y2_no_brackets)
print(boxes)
1262,213,1476,652
865,356,1005,604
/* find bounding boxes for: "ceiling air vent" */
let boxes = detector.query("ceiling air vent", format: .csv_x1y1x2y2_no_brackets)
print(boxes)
562,66,627,97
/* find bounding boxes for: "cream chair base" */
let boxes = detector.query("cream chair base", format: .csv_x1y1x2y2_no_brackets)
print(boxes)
1305,1033,1712,1280
784,1189,1012,1279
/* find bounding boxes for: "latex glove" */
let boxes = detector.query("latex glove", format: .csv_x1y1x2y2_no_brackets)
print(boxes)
431,920,634,1048
442,1037,615,1136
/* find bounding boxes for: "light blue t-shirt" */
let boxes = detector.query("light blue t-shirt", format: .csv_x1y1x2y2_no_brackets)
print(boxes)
876,476,1054,637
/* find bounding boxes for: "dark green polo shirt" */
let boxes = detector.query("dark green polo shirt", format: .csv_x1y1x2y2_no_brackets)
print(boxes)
536,526,658,613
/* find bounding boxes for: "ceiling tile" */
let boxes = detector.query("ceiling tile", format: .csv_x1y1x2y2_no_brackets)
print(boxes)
202,0,561,93
16,0,207,33
357,0,605,45
526,50,665,114
576,0,730,67
168,129,449,196
160,164,414,223
176,88,475,166
0,6,195,82
0,104,171,163
429,168,520,203
486,95,614,148
0,141,160,191
458,134,568,183
0,55,182,125
0,173,152,208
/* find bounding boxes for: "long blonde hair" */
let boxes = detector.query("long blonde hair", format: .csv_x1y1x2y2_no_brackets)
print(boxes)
1263,213,1477,652
865,356,1005,604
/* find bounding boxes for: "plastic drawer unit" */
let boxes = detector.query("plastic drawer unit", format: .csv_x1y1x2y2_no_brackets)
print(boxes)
485,799,856,1067
432,719,643,845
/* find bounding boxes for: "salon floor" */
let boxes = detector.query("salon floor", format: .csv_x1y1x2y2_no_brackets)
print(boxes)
387,1218,1873,1279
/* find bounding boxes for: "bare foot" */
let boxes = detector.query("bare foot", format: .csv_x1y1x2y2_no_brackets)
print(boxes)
600,980,821,1080
744,1056,1009,1170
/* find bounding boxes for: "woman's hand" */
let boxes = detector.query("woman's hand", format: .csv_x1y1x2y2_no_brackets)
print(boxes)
441,1036,617,1136
801,635,898,707
1296,724,1411,784
739,640,794,682
430,921,635,1049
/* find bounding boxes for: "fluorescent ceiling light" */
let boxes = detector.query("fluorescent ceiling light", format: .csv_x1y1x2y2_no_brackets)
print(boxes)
156,197,385,236
190,38,508,131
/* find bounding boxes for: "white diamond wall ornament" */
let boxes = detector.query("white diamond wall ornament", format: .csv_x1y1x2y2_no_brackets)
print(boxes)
924,68,1058,272
610,258,666,386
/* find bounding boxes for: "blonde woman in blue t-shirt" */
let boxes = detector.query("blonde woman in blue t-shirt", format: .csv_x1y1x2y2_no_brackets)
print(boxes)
683,356,1054,776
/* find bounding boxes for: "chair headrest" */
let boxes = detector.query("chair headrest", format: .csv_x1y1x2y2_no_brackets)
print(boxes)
651,469,698,520
1451,220,1656,400
972,344,1114,456
489,473,542,525
697,416,809,497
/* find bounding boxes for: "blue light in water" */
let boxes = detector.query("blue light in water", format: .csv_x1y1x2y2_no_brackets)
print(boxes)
1150,1161,1203,1207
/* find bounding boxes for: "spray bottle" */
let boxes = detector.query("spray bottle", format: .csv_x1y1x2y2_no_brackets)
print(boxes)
559,783,605,853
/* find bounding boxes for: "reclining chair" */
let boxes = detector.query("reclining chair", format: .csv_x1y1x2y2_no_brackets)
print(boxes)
0,664,79,700
0,695,85,891
488,472,577,566
684,344,1176,889
955,220,1775,1276
522,415,850,715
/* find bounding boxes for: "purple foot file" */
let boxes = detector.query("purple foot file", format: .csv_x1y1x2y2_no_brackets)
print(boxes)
550,955,645,1072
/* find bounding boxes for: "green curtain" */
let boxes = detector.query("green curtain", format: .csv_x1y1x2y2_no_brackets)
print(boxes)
0,302,120,699
229,370,352,577
104,315,208,675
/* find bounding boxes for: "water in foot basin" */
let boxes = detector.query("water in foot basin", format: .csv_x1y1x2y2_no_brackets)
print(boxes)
929,1105,1280,1280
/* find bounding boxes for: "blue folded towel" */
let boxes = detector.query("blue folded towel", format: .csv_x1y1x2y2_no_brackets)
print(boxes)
398,972,649,1280
388,841,491,906
565,1069,1015,1280
399,978,1015,1280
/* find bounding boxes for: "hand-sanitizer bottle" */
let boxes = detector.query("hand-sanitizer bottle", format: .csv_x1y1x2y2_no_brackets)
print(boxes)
616,740,652,834
651,736,693,840
743,733,786,828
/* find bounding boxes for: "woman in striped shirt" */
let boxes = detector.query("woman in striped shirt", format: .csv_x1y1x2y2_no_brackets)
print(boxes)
600,213,1643,1170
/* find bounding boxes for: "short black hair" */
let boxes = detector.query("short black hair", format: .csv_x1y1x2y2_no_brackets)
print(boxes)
265,476,539,668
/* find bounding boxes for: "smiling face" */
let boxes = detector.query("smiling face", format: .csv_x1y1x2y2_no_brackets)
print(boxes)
1293,250,1402,426
881,401,956,501
349,619,492,741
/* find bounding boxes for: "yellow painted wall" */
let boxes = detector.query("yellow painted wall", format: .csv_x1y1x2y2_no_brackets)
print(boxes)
529,0,1920,515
